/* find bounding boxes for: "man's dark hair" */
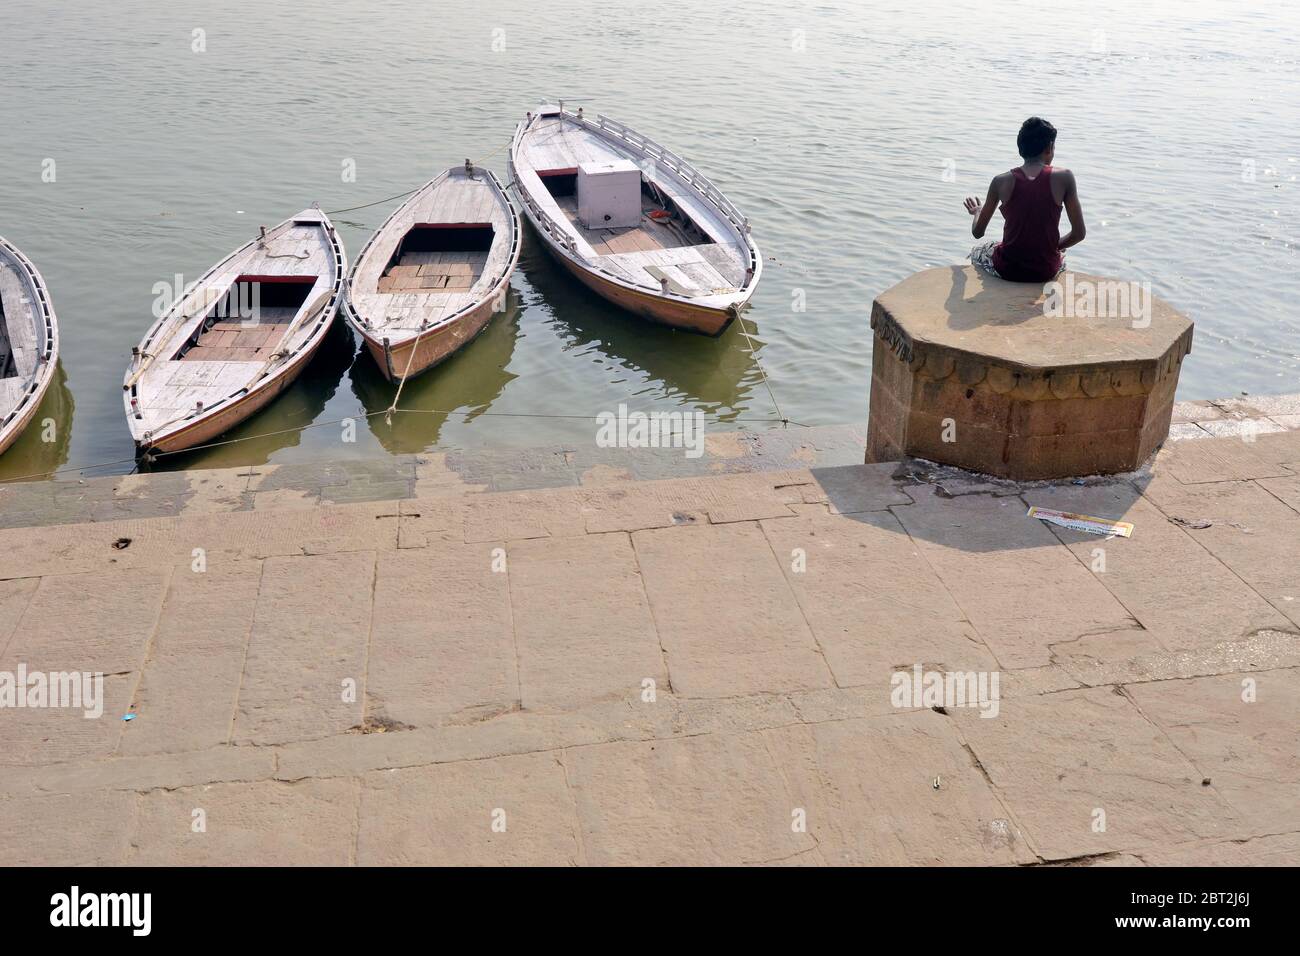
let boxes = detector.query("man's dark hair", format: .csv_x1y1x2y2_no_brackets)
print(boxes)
1017,117,1057,159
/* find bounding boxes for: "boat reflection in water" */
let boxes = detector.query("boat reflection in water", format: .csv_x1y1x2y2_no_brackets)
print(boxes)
350,285,522,454
515,233,769,425
144,318,357,472
0,360,73,483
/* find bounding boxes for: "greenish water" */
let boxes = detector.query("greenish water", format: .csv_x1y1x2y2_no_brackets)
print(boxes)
1,0,1297,481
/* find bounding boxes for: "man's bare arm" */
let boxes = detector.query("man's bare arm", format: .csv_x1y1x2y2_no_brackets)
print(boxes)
1058,170,1086,250
964,178,1001,239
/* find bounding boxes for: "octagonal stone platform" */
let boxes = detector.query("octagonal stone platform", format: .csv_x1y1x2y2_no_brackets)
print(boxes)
866,266,1194,480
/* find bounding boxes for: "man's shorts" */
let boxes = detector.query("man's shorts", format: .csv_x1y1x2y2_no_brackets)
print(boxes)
968,240,1002,277
968,241,1066,280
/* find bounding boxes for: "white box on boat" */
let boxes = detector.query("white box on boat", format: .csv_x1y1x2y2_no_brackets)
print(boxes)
576,160,642,229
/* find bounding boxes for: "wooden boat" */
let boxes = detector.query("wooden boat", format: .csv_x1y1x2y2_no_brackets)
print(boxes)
508,104,761,336
123,207,345,457
344,164,521,382
0,235,59,457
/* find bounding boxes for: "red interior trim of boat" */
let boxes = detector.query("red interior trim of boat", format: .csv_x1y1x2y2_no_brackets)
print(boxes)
233,274,318,284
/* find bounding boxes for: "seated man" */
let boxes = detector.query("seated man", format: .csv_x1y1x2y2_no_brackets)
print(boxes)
964,117,1086,282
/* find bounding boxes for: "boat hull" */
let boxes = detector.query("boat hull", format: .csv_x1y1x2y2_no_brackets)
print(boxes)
343,167,520,382
508,108,759,336
357,292,501,383
0,235,60,459
124,208,346,459
0,373,54,457
531,223,737,336
134,332,326,456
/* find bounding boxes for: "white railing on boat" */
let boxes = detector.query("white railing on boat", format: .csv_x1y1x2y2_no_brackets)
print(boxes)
570,111,751,236
508,157,580,258
514,109,759,296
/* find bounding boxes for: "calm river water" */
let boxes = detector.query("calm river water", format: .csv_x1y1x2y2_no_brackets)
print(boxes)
1,0,1297,479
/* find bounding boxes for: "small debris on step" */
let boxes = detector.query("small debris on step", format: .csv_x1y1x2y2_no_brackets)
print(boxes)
1028,506,1134,537
350,715,414,735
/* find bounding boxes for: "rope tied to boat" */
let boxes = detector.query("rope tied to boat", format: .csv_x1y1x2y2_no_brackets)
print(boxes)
731,308,790,427
322,137,515,219
324,188,420,217
383,323,429,426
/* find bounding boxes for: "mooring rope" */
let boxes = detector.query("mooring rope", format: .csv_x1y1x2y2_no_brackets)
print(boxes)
3,136,810,484
323,188,419,217
384,330,427,427
323,136,517,219
0,456,144,485
732,316,790,427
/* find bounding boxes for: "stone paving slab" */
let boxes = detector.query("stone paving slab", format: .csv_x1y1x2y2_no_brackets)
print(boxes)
358,752,580,866
633,522,834,698
508,533,667,710
0,415,1297,866
0,790,137,866
1126,669,1298,835
760,510,1000,688
765,711,1037,865
232,551,375,745
564,731,816,866
890,492,1138,668
954,686,1246,861
127,778,357,866
367,544,517,728
120,560,263,757
1029,483,1294,651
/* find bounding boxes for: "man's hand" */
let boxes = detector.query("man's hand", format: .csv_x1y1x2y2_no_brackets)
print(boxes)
969,178,1003,238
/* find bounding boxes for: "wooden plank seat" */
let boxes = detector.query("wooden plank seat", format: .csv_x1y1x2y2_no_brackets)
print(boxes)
377,250,489,294
180,314,285,362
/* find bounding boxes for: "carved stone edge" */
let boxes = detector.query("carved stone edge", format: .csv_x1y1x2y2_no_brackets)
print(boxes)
871,305,1194,402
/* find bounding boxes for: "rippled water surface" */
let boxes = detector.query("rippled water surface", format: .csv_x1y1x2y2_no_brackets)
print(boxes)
1,0,1297,479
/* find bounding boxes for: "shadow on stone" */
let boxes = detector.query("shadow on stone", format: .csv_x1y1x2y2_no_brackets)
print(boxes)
812,456,1152,555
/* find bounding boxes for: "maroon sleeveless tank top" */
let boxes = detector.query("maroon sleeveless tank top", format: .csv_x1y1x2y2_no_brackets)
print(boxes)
991,166,1064,282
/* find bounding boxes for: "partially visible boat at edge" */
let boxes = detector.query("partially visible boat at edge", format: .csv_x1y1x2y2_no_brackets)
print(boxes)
508,104,761,336
123,207,345,457
344,164,521,382
0,234,59,457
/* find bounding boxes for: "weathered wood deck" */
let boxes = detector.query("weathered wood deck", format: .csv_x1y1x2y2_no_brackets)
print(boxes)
122,208,345,454
509,107,760,332
345,166,520,381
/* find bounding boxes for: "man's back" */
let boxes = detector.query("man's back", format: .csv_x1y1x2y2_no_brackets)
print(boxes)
992,165,1066,281
964,117,1087,283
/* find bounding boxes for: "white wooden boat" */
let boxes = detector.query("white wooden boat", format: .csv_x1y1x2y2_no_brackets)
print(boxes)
0,235,59,457
123,207,345,457
508,104,761,336
344,164,520,382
